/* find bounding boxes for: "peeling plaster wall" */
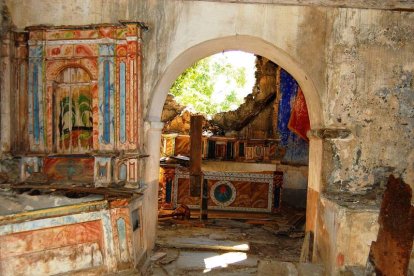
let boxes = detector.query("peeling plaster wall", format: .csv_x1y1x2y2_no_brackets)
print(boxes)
324,9,414,194
317,196,379,274
0,0,20,183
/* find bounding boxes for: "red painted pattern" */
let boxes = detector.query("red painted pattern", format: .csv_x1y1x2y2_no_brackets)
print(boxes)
288,87,310,142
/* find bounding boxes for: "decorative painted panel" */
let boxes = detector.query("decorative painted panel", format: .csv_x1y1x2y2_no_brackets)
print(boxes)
43,156,94,182
127,159,139,184
20,157,42,181
115,40,138,150
119,62,127,144
28,45,45,152
0,196,145,275
15,22,145,188
94,157,112,186
19,22,144,155
172,169,275,213
54,67,93,153
98,51,115,149
0,220,105,275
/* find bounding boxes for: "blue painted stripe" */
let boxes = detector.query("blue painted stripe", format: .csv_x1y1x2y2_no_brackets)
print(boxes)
117,218,127,246
120,62,126,143
33,64,40,143
119,163,127,181
103,61,111,144
277,69,298,146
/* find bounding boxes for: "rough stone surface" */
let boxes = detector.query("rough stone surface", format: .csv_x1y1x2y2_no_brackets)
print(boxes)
258,260,298,275
211,57,277,135
0,157,20,183
324,9,414,194
367,176,414,276
161,94,185,123
161,56,278,138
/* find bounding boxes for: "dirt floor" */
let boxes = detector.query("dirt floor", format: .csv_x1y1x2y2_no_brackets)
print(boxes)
146,206,307,275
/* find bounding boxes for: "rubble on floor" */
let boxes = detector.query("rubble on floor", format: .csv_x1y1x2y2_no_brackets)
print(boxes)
258,260,325,276
0,185,104,216
148,207,308,275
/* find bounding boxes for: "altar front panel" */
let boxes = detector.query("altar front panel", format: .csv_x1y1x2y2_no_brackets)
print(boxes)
173,170,275,213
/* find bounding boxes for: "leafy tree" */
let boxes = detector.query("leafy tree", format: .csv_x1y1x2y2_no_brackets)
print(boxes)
169,54,251,116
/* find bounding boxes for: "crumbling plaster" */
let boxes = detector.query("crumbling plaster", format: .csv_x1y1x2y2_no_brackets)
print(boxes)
324,9,414,194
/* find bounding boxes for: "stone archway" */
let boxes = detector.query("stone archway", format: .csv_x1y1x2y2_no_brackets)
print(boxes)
144,35,324,251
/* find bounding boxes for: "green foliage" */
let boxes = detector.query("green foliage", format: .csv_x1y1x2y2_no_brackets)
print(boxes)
59,96,76,134
78,94,92,126
169,55,249,116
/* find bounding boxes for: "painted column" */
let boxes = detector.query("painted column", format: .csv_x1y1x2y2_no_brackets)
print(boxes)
143,120,164,251
0,32,12,153
305,133,323,260
14,32,29,153
98,43,115,151
27,35,45,153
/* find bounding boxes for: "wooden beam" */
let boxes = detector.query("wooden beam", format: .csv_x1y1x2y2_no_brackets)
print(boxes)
201,178,208,221
10,184,142,199
189,115,203,197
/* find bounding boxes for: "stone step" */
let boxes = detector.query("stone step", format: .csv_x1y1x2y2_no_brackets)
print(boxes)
156,237,250,251
258,260,325,276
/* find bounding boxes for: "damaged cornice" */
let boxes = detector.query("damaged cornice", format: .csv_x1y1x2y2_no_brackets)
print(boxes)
184,0,414,12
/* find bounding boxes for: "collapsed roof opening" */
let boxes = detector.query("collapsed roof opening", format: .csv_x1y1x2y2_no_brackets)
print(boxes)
169,51,256,117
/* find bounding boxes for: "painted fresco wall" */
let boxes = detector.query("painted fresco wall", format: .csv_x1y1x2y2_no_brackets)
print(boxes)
24,23,142,153
13,22,145,187
0,197,145,275
277,69,310,166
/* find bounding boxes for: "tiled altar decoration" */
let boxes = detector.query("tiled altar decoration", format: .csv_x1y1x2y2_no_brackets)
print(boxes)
14,22,145,186
159,167,283,213
162,133,279,163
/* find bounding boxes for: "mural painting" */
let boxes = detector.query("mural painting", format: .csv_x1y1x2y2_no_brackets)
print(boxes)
13,22,146,186
277,69,310,165
54,67,93,153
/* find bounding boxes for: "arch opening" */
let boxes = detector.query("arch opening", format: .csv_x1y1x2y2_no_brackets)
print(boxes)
147,35,322,129
145,35,324,255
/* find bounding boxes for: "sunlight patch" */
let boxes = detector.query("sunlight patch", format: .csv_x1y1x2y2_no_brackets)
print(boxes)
203,252,247,273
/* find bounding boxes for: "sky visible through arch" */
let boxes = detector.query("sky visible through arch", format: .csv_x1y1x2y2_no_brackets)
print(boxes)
210,51,256,110
169,50,256,116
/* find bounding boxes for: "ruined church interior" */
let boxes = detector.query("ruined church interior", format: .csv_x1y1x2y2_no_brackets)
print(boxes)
0,1,413,275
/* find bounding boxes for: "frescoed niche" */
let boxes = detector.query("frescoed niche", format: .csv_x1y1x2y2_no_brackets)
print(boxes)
13,22,146,186
54,67,93,153
18,22,145,154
